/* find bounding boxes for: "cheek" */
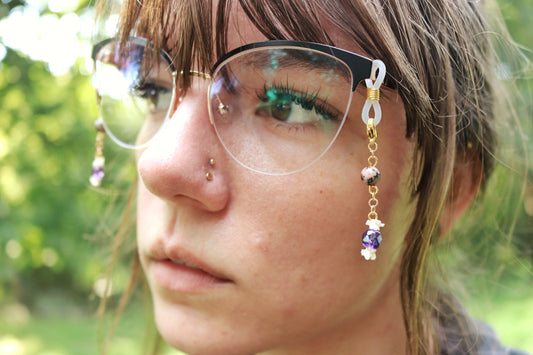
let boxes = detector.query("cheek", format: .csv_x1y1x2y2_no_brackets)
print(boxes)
227,176,384,315
136,184,153,255
223,107,414,325
135,178,172,250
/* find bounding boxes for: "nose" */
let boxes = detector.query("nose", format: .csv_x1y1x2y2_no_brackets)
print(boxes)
137,78,230,212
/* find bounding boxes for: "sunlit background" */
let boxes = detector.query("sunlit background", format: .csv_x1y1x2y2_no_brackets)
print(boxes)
0,0,532,354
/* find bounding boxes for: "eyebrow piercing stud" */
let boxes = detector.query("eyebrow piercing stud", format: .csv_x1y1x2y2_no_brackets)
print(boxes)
360,60,386,261
206,158,215,181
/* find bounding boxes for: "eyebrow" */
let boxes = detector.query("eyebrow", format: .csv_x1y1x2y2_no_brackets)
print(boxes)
237,49,352,85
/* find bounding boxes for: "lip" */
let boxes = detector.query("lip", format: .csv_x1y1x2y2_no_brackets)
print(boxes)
148,244,233,293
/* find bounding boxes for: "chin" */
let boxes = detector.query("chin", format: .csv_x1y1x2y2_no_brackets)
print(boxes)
152,298,261,355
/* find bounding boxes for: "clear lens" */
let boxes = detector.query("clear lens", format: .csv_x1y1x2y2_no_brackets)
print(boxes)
92,40,355,174
93,40,174,148
209,46,353,175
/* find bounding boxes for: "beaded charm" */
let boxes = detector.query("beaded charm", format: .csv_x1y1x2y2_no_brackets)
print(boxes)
360,60,386,261
361,166,381,185
89,118,106,187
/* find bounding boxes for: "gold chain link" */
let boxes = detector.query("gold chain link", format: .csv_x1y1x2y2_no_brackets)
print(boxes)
95,131,105,157
366,122,379,221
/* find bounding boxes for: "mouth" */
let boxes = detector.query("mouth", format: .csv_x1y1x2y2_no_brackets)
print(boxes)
148,244,233,293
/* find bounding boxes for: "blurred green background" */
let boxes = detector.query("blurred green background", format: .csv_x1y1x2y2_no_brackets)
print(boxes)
0,0,531,354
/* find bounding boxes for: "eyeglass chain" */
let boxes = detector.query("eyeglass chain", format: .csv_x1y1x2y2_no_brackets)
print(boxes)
360,60,386,261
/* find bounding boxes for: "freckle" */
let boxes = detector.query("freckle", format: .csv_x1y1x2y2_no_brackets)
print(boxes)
320,190,323,194
282,306,296,320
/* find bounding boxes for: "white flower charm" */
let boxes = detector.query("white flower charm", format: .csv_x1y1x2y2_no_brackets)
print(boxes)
361,248,377,261
366,219,385,230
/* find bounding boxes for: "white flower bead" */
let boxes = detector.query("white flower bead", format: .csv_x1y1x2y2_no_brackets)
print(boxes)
90,176,101,187
361,248,377,261
366,219,385,231
92,156,105,168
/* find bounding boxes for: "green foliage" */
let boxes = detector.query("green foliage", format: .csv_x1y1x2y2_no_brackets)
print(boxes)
0,309,185,355
0,1,113,311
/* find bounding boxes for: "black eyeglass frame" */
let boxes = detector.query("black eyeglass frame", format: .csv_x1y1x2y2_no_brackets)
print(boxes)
92,37,376,92
90,36,383,172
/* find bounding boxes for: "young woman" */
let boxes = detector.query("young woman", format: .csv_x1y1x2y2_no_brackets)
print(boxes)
90,0,529,354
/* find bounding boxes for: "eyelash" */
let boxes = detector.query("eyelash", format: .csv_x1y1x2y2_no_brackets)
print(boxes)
256,83,340,122
131,81,171,108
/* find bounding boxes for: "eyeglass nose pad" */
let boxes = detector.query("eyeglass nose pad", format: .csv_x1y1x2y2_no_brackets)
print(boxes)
216,96,229,115
191,71,228,115
175,69,223,117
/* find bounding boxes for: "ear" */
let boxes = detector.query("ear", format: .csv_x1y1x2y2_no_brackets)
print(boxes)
439,153,483,238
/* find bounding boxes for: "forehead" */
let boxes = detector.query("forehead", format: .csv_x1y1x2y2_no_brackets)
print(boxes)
223,4,268,51
161,0,369,63
228,4,369,57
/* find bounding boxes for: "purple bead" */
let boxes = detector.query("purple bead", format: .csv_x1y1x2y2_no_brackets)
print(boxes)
362,229,382,250
91,167,105,180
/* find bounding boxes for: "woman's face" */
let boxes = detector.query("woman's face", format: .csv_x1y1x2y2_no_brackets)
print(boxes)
136,5,415,355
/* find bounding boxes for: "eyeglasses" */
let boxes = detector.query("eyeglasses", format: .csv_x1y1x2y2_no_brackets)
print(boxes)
91,37,383,175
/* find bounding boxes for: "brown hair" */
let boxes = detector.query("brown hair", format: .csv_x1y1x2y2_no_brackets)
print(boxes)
95,0,506,353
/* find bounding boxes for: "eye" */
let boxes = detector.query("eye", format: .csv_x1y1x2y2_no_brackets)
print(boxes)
259,90,293,121
130,81,172,110
255,85,340,123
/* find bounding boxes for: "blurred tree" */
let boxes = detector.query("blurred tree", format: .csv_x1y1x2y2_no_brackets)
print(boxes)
496,0,533,258
0,0,119,315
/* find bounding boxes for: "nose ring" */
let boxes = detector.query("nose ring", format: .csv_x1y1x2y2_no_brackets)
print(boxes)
206,158,215,181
